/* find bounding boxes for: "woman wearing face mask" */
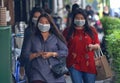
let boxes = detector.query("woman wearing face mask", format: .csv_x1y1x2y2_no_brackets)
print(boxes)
20,13,68,83
65,8,100,83
25,6,44,37
19,6,44,78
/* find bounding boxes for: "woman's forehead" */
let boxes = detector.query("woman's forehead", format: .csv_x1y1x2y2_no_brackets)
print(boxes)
39,17,50,23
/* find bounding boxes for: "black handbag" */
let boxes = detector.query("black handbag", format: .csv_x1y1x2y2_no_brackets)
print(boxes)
48,57,68,78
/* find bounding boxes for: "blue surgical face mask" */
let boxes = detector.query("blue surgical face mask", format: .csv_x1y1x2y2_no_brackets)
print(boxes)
38,23,50,32
32,17,38,25
74,19,85,27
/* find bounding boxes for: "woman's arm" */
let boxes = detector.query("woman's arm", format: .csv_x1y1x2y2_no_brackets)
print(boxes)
88,27,100,51
41,37,68,59
56,37,68,57
19,35,32,66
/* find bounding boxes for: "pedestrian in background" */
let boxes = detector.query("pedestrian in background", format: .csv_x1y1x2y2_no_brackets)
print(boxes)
65,8,100,83
20,13,68,83
25,6,44,37
63,4,79,37
103,6,110,16
65,4,71,28
68,3,79,27
85,5,94,19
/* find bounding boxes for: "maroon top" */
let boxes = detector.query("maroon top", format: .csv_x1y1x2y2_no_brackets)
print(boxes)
64,27,100,74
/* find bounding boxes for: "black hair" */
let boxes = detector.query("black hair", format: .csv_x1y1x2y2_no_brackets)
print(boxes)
71,4,79,13
67,8,94,41
85,5,94,17
45,8,52,14
65,4,70,10
86,5,91,9
28,6,44,27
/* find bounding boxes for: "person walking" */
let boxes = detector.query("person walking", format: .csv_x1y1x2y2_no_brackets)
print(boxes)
65,4,71,28
68,4,79,27
65,8,100,83
24,6,44,37
63,4,79,37
19,6,44,78
20,13,68,83
103,6,110,16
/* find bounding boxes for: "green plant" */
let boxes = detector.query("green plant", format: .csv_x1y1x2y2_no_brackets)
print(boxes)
101,17,120,35
101,17,120,83
106,29,120,83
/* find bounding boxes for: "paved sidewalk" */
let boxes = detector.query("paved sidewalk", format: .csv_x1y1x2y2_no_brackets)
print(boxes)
65,75,112,83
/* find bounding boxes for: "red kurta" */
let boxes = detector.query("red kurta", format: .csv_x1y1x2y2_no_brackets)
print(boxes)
66,28,100,74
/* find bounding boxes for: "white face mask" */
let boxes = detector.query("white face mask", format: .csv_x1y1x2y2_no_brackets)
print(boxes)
74,19,85,27
32,17,38,25
38,23,50,32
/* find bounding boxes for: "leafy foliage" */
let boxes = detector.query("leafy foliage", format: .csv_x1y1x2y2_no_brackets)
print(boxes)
101,17,120,35
101,17,120,83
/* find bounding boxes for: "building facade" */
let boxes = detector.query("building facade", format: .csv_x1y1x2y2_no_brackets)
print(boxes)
2,0,87,25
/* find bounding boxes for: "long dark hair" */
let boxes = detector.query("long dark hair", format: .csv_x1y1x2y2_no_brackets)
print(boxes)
28,6,44,28
67,8,94,41
36,13,67,44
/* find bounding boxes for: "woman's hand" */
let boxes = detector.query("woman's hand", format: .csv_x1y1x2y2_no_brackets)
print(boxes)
30,52,44,60
88,44,100,51
42,52,58,59
30,52,58,60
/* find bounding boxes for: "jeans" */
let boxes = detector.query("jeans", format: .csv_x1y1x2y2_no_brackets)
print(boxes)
69,67,96,83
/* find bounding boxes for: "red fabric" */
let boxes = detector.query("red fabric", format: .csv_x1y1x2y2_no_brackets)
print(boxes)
62,27,69,39
66,28,100,74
